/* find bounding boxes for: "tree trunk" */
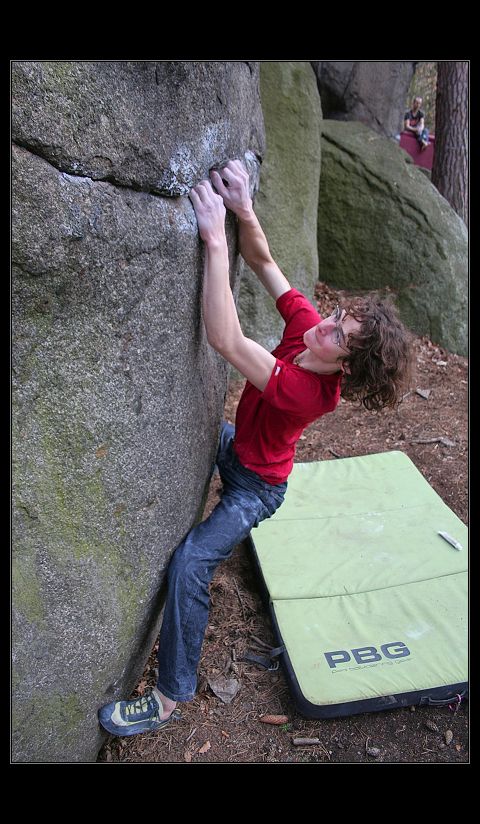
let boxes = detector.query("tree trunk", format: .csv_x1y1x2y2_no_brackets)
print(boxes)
431,62,469,226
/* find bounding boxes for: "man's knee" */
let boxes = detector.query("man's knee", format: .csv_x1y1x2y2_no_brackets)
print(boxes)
167,542,208,590
167,542,189,583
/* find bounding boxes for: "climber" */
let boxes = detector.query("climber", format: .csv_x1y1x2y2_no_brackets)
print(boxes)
98,159,412,737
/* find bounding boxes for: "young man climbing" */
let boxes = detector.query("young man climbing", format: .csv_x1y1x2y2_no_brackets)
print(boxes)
98,159,411,736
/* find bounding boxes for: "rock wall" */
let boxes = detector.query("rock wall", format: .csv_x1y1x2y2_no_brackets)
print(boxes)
11,61,264,762
317,121,467,356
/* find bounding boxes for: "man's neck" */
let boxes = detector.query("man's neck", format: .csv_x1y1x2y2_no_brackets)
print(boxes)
294,349,342,376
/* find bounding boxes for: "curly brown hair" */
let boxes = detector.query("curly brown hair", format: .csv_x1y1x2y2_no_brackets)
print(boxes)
340,297,412,411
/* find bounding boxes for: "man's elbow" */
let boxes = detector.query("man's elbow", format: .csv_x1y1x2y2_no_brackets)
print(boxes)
206,330,240,360
206,329,222,352
243,251,274,271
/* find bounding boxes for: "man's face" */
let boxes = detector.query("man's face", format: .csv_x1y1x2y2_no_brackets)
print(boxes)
303,307,361,367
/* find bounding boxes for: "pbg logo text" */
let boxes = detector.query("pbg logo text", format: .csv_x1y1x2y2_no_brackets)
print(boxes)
324,642,411,669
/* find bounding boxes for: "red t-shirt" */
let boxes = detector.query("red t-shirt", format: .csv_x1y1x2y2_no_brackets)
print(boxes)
233,288,342,484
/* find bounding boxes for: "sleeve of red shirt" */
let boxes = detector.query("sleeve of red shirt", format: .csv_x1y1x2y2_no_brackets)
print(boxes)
276,288,323,339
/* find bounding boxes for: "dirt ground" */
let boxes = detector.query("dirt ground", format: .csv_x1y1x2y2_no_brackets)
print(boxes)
97,282,468,765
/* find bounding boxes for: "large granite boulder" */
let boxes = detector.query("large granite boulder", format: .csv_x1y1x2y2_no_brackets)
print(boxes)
237,62,322,353
312,61,417,139
317,121,468,356
12,61,264,763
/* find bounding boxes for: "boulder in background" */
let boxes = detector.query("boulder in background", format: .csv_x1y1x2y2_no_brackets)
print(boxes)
317,120,467,356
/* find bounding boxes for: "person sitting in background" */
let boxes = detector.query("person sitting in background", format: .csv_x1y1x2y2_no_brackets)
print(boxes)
404,96,429,151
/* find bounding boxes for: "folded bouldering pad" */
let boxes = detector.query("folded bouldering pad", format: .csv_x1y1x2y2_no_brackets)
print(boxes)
247,451,468,718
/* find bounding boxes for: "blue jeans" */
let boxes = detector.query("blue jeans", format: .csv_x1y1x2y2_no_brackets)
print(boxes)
156,421,287,702
417,127,429,145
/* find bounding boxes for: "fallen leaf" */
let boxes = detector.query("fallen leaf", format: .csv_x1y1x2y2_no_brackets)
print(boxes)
415,388,431,399
207,675,240,704
259,714,289,725
95,445,108,458
183,750,192,762
198,740,211,754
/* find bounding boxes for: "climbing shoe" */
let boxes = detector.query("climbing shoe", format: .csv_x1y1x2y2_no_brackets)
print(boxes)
98,687,181,737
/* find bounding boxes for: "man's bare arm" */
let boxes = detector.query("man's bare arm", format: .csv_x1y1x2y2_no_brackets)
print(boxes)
189,179,276,392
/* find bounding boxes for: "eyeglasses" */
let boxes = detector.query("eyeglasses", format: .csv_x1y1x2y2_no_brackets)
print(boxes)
332,304,348,350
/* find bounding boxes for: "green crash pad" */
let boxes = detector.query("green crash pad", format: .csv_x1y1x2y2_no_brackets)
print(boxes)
248,451,468,717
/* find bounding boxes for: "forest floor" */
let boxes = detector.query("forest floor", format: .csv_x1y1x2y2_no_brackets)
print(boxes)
97,281,468,766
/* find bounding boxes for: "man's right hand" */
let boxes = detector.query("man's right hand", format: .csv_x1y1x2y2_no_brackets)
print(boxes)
210,160,253,220
189,179,227,246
